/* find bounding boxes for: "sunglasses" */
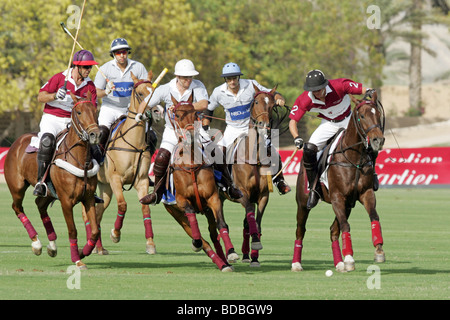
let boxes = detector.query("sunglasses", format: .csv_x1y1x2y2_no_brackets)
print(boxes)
81,65,93,70
114,50,129,56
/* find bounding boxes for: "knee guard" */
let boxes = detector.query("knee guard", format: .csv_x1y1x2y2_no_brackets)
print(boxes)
302,142,318,167
153,148,171,178
37,133,56,163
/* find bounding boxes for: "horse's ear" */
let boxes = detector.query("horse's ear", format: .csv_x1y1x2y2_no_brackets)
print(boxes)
70,92,78,103
187,92,193,104
270,84,278,96
171,94,179,106
130,71,138,83
252,83,259,94
86,90,92,101
148,70,153,82
371,90,378,103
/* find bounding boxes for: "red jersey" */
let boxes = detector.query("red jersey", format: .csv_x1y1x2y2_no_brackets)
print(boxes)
39,68,97,118
289,78,363,122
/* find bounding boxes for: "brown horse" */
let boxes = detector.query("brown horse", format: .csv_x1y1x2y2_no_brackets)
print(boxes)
92,71,163,255
162,94,235,272
225,84,279,267
292,91,386,272
4,93,101,269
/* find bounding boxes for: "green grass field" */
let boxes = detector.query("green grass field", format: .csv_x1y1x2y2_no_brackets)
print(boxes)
1,183,449,300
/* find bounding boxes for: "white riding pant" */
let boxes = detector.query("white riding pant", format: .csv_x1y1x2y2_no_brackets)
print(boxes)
217,125,248,148
98,105,127,128
29,113,71,148
308,115,351,150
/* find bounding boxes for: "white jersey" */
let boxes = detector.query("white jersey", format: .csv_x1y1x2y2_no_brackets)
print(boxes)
94,58,148,109
208,79,270,129
146,77,209,129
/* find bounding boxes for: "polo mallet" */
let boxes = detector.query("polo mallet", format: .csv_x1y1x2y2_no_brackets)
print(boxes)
63,0,87,91
273,148,298,180
60,22,108,81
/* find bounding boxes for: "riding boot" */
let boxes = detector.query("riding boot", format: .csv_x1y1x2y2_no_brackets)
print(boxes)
91,125,109,165
303,142,320,209
215,147,243,200
140,148,171,205
33,133,56,197
273,154,291,194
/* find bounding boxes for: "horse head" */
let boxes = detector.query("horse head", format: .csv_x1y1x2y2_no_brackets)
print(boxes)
351,91,385,152
70,92,100,145
250,83,277,138
170,93,197,140
131,71,164,123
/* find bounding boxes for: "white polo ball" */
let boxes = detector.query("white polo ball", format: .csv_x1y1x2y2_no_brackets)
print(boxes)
325,269,333,277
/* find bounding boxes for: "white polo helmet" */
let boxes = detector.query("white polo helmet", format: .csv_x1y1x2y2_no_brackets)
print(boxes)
174,59,199,77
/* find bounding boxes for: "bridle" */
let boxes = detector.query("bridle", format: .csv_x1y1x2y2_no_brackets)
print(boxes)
71,100,98,142
250,91,274,129
352,99,385,149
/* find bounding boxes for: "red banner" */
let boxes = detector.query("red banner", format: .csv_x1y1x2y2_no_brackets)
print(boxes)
2,147,450,186
279,147,450,186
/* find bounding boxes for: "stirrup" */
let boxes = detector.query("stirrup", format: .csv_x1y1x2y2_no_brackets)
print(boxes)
33,182,48,197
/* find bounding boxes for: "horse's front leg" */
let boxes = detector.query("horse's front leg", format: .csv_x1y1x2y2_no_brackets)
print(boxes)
92,180,113,255
331,194,355,272
360,190,385,263
136,178,156,254
207,193,238,263
80,198,100,260
60,200,85,269
241,199,261,251
248,195,269,267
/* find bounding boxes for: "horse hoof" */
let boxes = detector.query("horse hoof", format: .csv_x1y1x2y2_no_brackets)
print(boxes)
291,262,303,272
250,260,261,267
146,244,157,255
344,255,355,272
110,229,121,243
335,261,346,272
374,252,385,263
47,241,57,257
227,252,239,264
251,242,263,251
93,247,109,255
75,261,87,270
191,239,202,252
31,239,42,256
221,266,233,272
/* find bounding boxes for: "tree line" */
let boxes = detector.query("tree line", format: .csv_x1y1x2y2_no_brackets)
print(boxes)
1,0,448,125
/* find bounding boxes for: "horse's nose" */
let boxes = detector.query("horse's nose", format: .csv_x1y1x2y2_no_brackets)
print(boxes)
89,131,100,145
371,137,385,151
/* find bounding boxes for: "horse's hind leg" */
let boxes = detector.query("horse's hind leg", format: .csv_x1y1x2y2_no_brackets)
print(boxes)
248,195,269,267
135,179,156,255
35,197,57,257
242,201,262,251
12,188,42,255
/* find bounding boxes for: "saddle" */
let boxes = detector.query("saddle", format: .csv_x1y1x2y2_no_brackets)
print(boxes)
315,128,346,193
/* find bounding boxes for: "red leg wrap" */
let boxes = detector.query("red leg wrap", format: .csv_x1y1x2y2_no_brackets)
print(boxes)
69,238,81,263
219,228,233,253
332,240,343,266
207,249,226,270
371,220,383,246
82,239,95,257
342,232,353,257
41,215,57,241
246,212,258,235
186,212,201,240
114,210,126,230
18,213,38,239
143,214,154,239
292,239,303,263
213,241,227,262
242,228,250,255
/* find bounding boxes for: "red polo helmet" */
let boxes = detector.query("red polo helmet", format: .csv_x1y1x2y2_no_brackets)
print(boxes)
72,50,98,66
